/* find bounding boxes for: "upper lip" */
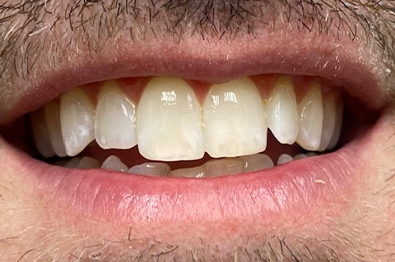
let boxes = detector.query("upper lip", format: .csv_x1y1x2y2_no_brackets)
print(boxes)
0,29,387,124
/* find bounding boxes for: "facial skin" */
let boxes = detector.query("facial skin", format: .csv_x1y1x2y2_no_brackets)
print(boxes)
0,0,395,261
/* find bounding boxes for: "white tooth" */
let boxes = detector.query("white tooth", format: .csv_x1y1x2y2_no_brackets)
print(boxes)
327,99,343,150
43,101,67,157
101,155,129,172
277,154,293,165
203,78,267,157
168,166,206,178
30,108,56,158
137,77,204,161
296,83,324,151
77,157,100,169
293,153,307,160
239,154,274,172
129,163,171,176
205,159,244,177
318,91,336,151
60,88,95,157
266,78,299,144
95,82,137,150
65,157,82,168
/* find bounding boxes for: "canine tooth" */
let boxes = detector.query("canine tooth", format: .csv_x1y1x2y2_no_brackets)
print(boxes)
77,157,100,169
60,88,95,157
318,91,336,151
30,108,56,158
95,82,137,150
205,159,244,177
129,163,171,176
296,83,324,151
137,77,204,161
168,166,207,178
266,78,299,144
203,78,267,158
239,154,274,172
293,153,307,160
102,155,129,172
44,101,67,157
327,99,343,149
277,154,293,165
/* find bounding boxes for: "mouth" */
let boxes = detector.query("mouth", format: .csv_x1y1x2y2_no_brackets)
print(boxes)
0,23,390,258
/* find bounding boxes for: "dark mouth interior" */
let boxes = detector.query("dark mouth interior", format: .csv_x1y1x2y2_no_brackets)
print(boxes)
0,80,379,173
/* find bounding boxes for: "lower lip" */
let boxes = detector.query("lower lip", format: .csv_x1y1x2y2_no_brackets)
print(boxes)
1,115,379,241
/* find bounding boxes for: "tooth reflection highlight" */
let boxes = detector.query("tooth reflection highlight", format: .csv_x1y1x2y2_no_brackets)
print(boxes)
60,88,95,157
95,82,137,150
203,78,267,158
137,77,204,161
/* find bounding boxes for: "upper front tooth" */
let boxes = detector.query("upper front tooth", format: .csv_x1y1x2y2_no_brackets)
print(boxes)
327,98,343,149
44,101,67,157
136,77,205,161
60,88,95,157
30,108,56,158
296,82,324,151
318,90,336,151
203,77,267,158
95,82,137,150
266,77,299,145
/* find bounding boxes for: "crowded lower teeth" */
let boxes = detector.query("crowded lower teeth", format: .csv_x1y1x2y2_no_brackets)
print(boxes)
31,75,343,177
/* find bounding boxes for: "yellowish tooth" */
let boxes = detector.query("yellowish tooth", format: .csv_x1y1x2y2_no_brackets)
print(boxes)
101,155,129,172
44,101,67,157
277,154,293,165
30,108,56,158
327,99,343,150
203,77,267,158
296,83,324,151
168,166,207,178
60,88,95,157
266,78,299,144
318,91,336,151
239,154,274,172
137,77,204,161
77,157,100,169
95,82,137,150
129,163,171,176
205,158,244,177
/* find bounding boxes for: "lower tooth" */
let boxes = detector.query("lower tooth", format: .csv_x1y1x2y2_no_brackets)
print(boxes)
168,166,206,178
293,153,307,160
239,154,274,172
205,159,244,177
77,157,100,169
129,163,171,176
102,155,129,172
65,157,82,168
277,154,293,165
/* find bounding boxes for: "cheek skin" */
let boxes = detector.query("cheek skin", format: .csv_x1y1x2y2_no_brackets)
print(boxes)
0,110,395,261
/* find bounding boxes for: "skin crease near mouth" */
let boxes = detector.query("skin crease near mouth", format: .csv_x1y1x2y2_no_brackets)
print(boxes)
0,0,395,262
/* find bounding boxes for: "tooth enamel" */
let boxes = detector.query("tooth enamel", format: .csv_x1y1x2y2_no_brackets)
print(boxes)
65,157,83,168
205,158,244,177
239,154,274,172
266,78,299,144
30,108,56,158
168,166,206,178
277,154,293,165
296,83,324,151
102,155,129,172
203,78,267,158
129,162,171,176
318,91,336,151
293,153,307,160
136,77,204,161
95,82,137,150
77,157,100,169
43,101,67,157
327,99,343,150
60,88,95,157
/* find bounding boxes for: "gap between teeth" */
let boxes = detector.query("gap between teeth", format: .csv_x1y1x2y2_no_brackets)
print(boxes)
32,75,343,166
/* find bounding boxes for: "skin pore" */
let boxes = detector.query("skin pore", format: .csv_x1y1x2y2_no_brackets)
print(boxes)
0,0,395,261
